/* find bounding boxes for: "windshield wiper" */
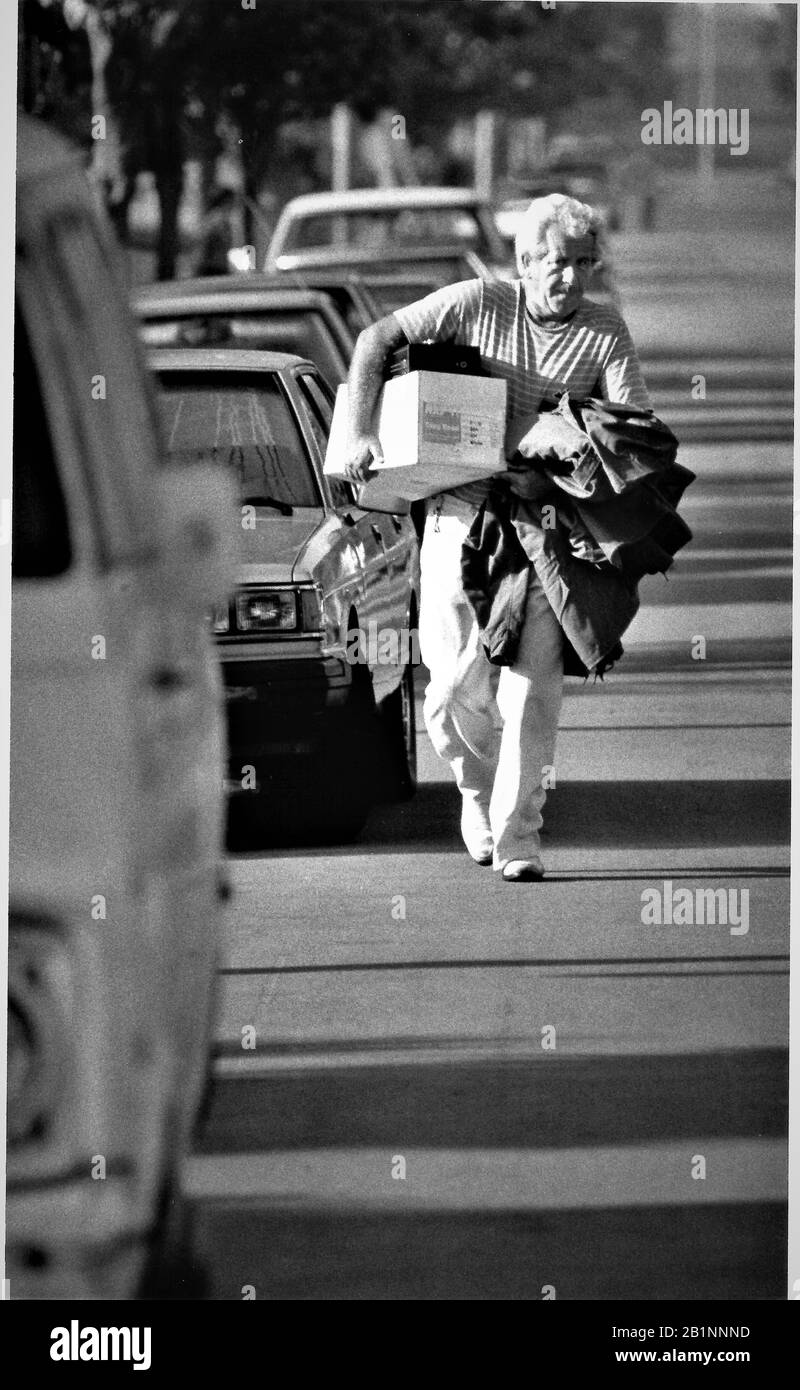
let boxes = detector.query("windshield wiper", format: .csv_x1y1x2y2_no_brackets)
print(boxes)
241,494,294,516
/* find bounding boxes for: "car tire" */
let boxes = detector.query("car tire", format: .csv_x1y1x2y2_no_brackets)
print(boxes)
226,649,381,848
137,1169,210,1301
236,661,377,847
379,658,417,801
304,661,378,841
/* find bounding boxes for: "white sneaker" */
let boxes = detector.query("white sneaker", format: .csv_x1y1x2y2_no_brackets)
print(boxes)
501,858,545,882
460,798,493,866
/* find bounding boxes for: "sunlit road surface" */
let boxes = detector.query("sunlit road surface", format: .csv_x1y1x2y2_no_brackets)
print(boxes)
187,437,791,1301
616,230,794,359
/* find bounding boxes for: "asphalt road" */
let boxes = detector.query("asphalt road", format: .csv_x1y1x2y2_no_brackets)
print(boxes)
615,229,794,358
186,436,791,1301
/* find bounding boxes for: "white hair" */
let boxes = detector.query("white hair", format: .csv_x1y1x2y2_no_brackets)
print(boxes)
514,192,617,301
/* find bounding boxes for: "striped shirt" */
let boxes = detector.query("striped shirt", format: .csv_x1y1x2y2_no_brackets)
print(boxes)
394,277,650,504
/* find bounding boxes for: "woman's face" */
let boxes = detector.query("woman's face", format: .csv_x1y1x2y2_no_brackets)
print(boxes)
521,225,596,321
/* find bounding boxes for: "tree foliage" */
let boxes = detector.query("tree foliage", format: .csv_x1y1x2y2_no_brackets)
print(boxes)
174,2,668,162
20,0,671,274
23,0,671,173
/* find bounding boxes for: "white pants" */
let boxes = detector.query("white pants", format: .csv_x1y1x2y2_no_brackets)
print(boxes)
419,494,564,868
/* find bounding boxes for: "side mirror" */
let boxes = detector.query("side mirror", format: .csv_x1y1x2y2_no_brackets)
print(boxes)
353,481,411,516
157,462,240,608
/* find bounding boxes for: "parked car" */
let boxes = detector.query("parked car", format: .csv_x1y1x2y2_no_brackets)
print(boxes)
134,277,356,388
351,242,503,295
271,242,497,287
264,270,383,336
274,250,500,327
265,187,513,277
8,118,237,1297
358,271,445,318
149,348,421,841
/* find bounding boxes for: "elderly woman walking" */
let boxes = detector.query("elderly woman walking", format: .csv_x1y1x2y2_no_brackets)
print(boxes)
344,194,652,881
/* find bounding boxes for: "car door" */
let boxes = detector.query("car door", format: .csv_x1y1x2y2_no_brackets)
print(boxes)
293,367,409,701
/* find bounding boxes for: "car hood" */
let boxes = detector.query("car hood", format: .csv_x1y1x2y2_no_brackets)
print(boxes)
235,511,324,585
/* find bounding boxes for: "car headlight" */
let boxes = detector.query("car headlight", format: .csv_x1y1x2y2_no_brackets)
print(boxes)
236,589,298,632
231,585,324,635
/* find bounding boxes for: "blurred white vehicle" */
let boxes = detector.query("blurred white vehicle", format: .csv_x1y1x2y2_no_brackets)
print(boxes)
265,186,513,278
8,117,236,1299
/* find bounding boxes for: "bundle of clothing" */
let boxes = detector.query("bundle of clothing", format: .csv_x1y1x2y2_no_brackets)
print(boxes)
461,391,695,677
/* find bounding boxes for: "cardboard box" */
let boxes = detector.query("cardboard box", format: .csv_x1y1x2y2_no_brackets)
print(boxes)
324,371,508,503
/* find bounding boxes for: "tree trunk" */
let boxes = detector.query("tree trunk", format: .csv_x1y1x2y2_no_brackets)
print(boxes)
84,7,125,202
155,167,182,280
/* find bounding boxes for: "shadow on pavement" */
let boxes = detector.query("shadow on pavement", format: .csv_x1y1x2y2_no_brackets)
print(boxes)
194,1045,787,1300
198,1047,787,1155
359,780,790,853
193,1200,786,1300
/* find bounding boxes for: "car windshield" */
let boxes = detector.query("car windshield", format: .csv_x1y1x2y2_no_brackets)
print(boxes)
285,206,496,258
157,372,322,508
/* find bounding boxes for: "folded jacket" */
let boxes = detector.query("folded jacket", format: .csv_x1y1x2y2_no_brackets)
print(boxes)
546,395,694,581
461,486,636,677
461,395,694,674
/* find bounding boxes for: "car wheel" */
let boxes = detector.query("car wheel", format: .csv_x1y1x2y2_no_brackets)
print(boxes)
137,1173,210,1300
240,662,377,847
380,658,417,801
305,661,378,841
